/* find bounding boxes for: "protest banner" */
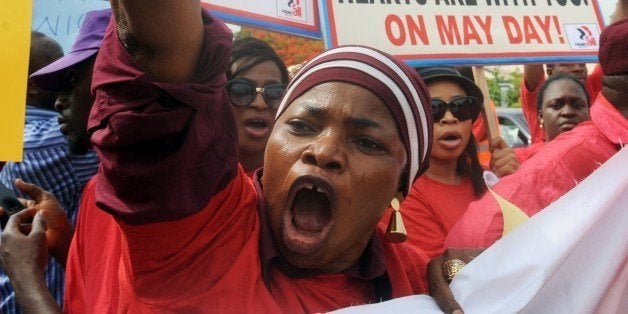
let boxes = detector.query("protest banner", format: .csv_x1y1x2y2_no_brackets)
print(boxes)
32,0,110,52
201,0,321,38
319,0,605,66
0,1,34,161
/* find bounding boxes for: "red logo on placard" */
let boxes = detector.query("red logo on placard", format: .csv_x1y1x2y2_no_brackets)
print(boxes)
288,0,302,18
577,26,596,47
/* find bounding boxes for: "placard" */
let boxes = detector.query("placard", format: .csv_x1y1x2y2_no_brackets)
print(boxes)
0,1,34,161
32,0,110,52
319,0,605,66
202,0,321,38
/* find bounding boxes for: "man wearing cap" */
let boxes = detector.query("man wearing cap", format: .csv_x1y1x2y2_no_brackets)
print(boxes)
0,11,109,313
430,18,628,314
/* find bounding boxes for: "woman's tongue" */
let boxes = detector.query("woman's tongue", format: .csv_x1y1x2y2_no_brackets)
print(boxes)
291,189,331,234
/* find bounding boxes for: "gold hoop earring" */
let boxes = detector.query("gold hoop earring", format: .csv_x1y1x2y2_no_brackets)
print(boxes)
385,197,407,243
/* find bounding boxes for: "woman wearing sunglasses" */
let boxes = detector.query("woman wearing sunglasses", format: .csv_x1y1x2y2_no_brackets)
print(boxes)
383,66,488,259
226,37,289,175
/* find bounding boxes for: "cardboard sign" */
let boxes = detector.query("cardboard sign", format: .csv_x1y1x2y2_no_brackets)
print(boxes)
0,1,34,162
319,0,605,66
201,0,321,38
32,0,110,52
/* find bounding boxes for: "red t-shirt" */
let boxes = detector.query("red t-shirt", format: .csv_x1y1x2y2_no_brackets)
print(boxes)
65,9,429,313
66,168,428,313
380,176,480,258
520,65,603,144
513,142,544,164
446,94,627,248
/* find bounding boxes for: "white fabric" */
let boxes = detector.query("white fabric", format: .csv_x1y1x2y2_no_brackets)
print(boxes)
333,146,628,314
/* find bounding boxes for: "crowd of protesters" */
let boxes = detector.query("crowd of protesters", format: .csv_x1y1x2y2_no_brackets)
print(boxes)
0,0,626,313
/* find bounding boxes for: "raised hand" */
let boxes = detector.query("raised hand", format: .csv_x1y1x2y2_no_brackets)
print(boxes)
14,179,74,267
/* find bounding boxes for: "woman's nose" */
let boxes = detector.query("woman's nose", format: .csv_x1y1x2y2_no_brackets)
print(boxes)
301,131,346,172
438,110,459,124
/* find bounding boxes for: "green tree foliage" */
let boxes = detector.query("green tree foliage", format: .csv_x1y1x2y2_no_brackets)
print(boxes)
486,67,522,108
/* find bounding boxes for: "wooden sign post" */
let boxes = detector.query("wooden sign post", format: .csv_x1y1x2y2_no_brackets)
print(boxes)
472,66,500,143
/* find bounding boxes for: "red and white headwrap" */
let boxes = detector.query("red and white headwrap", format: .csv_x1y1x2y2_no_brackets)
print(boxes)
276,46,433,196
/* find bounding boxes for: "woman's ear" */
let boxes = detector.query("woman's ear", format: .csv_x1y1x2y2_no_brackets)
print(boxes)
537,111,544,128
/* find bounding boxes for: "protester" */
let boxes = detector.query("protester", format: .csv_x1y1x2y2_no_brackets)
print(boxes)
514,74,590,163
379,66,487,259
0,30,100,313
0,1,435,312
227,37,288,174
522,63,601,143
429,18,628,314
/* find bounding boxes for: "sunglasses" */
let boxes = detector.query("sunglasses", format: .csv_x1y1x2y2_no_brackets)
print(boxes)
431,96,480,121
226,79,286,109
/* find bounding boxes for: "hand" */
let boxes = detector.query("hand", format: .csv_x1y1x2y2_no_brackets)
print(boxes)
0,208,48,285
0,208,62,313
489,137,519,177
428,248,484,314
14,179,74,267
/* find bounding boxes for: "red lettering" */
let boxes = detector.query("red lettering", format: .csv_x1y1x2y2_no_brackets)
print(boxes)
474,16,493,44
502,16,522,44
385,15,406,46
435,15,461,45
406,15,429,45
462,16,482,45
534,16,553,43
522,16,542,44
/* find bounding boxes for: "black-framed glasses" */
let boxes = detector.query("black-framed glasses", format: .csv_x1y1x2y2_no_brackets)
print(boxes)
431,96,480,121
226,78,286,109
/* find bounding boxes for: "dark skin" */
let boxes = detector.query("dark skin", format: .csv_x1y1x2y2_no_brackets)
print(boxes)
54,58,96,155
0,179,71,314
263,82,407,273
537,79,590,141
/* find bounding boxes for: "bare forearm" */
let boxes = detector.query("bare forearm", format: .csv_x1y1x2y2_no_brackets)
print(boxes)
12,273,61,314
523,64,544,91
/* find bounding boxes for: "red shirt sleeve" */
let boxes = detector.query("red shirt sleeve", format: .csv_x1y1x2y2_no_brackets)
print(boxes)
586,64,603,104
87,11,237,225
447,122,616,249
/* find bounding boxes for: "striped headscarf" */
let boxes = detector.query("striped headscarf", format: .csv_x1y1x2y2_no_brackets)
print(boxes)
276,46,433,196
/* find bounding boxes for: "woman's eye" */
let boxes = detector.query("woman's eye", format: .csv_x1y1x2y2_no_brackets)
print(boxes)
287,120,315,134
354,137,385,153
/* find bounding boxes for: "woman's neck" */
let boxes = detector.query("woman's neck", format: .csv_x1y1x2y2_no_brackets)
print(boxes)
425,157,461,185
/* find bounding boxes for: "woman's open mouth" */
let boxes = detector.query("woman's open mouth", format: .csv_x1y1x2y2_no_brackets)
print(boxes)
438,130,462,150
243,117,272,139
282,176,336,256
